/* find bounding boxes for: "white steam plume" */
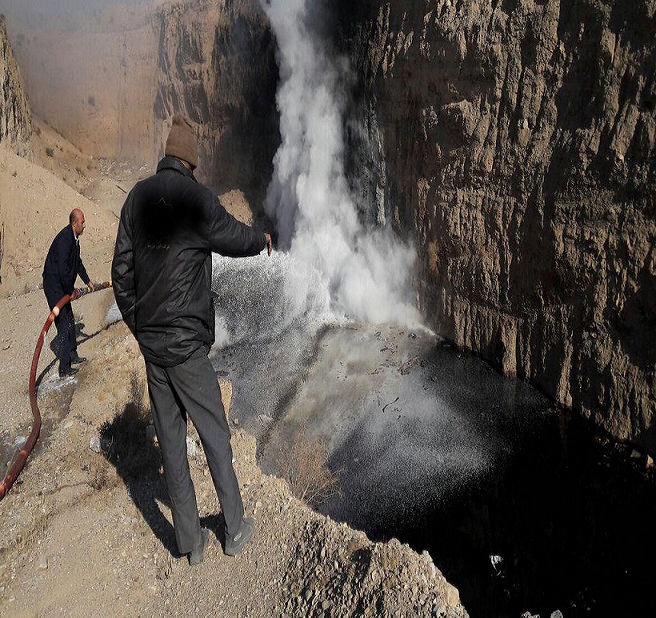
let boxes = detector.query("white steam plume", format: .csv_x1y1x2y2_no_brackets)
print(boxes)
261,0,420,326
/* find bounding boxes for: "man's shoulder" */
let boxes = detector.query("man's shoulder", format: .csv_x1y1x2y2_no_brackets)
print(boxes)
54,225,72,244
45,225,72,264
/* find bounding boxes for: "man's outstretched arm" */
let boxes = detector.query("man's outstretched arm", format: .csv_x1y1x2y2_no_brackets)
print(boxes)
207,194,272,258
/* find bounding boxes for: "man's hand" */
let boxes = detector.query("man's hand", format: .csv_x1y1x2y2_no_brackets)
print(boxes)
88,281,95,292
264,233,273,256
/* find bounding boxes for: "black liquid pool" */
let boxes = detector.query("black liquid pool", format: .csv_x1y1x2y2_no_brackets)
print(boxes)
210,274,656,618
317,342,656,618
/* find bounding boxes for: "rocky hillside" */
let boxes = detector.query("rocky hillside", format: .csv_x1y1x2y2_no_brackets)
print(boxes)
339,0,656,453
0,14,30,150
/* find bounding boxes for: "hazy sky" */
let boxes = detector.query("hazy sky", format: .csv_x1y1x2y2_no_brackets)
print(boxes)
0,0,151,25
0,0,149,13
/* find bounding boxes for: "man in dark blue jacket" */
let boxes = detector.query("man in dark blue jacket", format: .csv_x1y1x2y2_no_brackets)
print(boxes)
43,208,94,378
112,115,272,566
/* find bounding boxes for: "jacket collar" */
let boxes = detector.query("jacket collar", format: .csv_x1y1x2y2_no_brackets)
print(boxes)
156,156,197,182
66,224,78,243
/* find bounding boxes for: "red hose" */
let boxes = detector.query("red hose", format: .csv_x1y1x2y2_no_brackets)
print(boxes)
0,281,113,501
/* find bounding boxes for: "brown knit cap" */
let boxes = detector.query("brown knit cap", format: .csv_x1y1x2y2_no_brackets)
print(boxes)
165,115,198,169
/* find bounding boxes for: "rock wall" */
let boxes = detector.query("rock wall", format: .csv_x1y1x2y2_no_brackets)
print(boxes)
339,0,656,452
0,13,32,285
154,0,278,199
0,14,31,150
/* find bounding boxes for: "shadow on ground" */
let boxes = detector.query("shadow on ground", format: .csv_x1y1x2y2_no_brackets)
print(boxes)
38,320,105,386
99,372,230,557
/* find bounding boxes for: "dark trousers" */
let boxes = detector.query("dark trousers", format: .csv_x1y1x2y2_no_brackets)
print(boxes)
145,347,244,555
44,287,77,372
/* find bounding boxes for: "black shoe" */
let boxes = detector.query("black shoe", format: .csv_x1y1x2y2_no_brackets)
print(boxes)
70,354,87,364
59,366,79,378
225,517,255,556
188,528,210,566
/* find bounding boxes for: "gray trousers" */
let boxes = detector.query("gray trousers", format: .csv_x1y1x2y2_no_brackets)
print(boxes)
145,347,244,554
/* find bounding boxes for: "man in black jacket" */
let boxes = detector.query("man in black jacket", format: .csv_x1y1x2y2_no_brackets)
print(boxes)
112,116,272,565
43,208,94,377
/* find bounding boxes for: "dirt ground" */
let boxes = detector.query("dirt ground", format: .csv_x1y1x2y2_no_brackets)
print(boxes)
0,133,467,617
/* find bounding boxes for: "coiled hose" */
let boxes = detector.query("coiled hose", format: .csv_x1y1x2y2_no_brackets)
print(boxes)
0,281,113,501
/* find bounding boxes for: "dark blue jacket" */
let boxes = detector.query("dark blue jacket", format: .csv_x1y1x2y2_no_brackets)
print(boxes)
111,156,266,367
42,224,90,304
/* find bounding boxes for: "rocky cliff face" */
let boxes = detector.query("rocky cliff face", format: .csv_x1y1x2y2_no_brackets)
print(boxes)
339,0,656,452
149,0,656,452
0,13,32,285
154,0,278,198
0,14,31,150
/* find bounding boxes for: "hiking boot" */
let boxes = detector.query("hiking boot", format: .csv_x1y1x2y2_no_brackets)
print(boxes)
225,517,255,556
71,354,87,364
188,527,210,566
59,366,79,378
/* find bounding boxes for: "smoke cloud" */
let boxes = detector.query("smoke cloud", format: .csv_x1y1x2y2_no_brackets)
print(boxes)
261,0,420,326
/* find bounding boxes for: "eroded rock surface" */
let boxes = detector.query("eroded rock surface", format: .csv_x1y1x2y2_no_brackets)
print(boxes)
5,0,278,200
154,0,279,198
0,15,30,150
341,0,656,452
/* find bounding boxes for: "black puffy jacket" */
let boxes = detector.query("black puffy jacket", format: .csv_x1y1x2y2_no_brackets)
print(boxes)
111,156,266,366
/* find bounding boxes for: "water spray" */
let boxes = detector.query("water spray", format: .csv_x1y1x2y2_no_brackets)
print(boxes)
260,0,420,327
